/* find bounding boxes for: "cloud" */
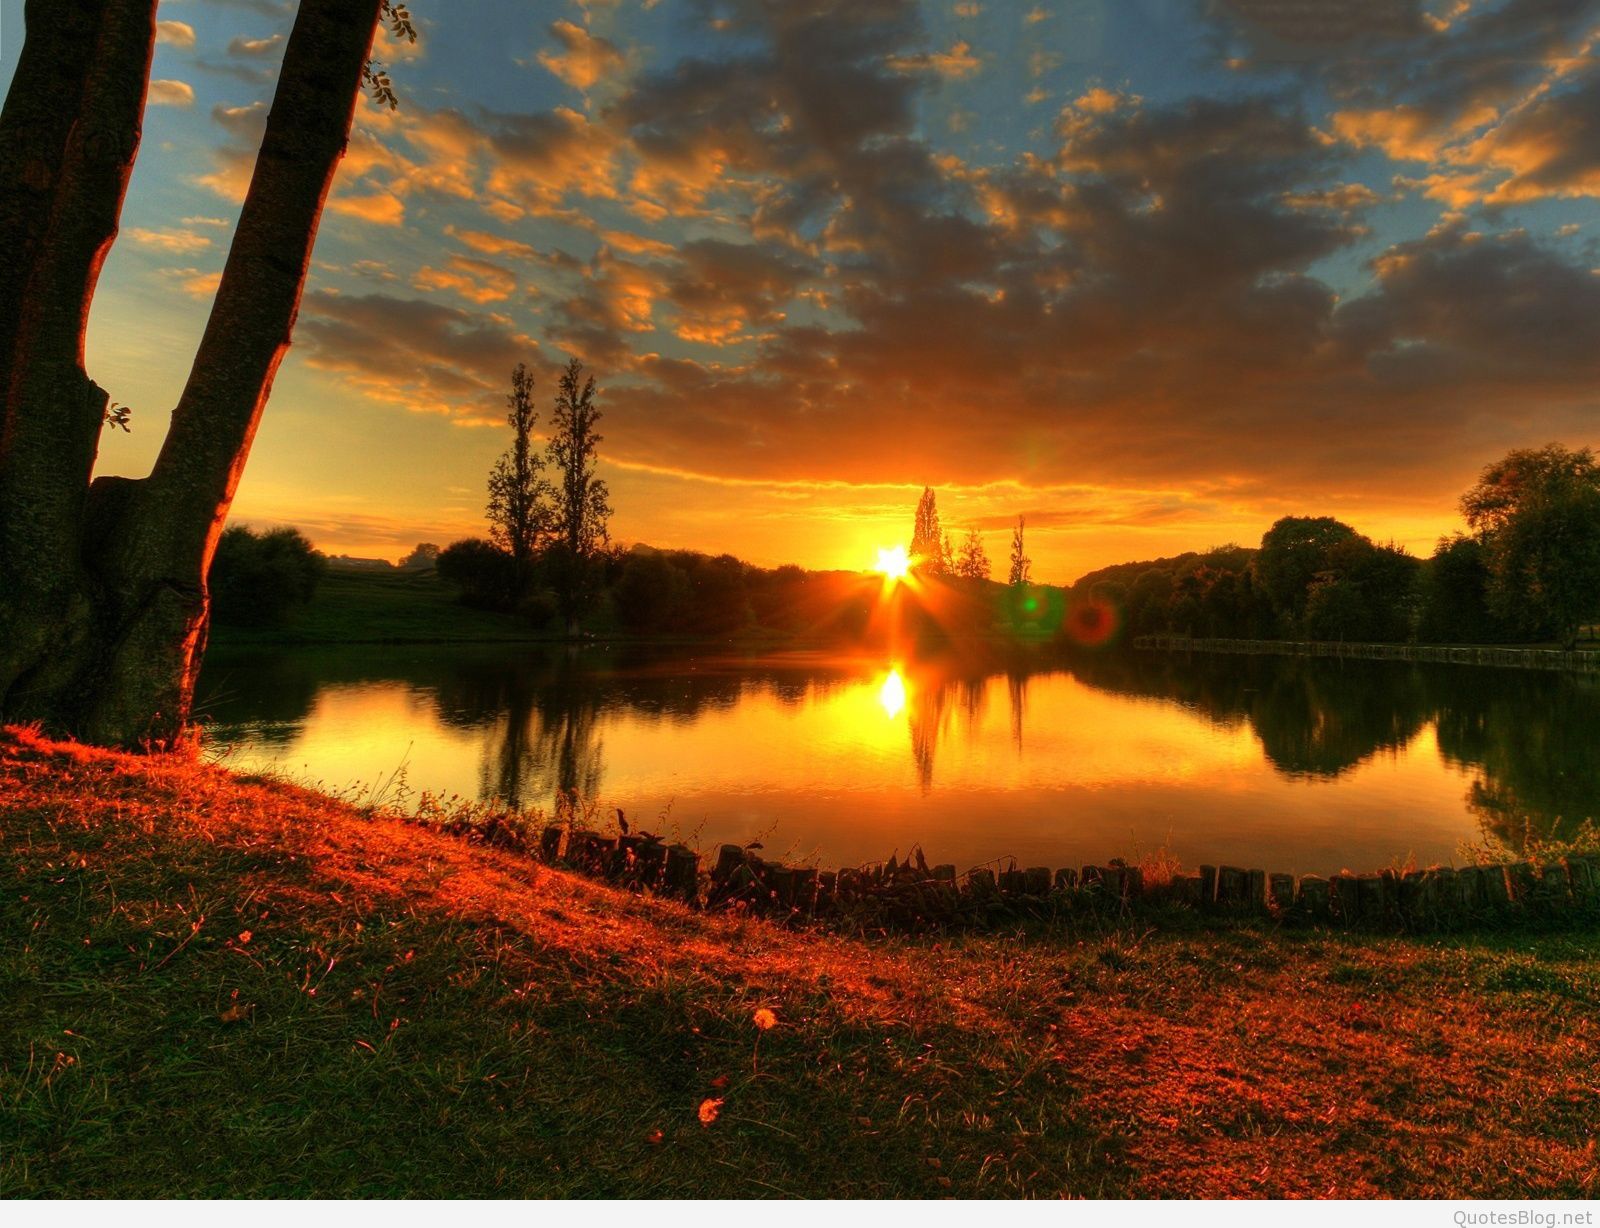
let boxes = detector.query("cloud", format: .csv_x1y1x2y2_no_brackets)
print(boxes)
296,292,541,421
156,20,196,48
889,39,981,79
227,33,285,57
1467,72,1600,203
329,191,406,226
446,227,542,261
127,226,212,253
537,20,625,91
148,79,195,107
414,256,520,304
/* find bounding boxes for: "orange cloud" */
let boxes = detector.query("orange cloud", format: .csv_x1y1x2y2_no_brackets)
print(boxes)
148,79,195,107
414,256,520,304
537,20,625,91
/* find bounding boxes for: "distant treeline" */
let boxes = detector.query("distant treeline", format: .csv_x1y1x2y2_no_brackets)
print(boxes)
1070,444,1600,648
435,539,1035,644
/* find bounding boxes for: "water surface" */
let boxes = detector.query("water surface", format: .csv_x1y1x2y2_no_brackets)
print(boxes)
195,645,1599,875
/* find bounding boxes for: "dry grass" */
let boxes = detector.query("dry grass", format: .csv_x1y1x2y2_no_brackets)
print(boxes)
3,725,1599,1198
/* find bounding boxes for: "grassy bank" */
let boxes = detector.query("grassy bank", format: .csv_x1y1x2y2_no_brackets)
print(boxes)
209,568,546,647
4,727,1599,1198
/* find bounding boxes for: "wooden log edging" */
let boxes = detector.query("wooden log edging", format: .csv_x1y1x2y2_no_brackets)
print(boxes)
527,826,1600,935
1132,634,1600,674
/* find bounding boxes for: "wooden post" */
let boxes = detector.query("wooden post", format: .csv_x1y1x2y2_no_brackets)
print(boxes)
1246,869,1266,911
1298,875,1330,920
1024,866,1052,896
1481,864,1511,910
1566,857,1597,905
1506,862,1537,905
664,844,699,902
1054,867,1078,893
635,839,667,891
1328,873,1358,924
539,825,564,862
967,868,997,898
713,844,745,885
613,833,643,879
795,865,820,910
770,864,797,911
1268,873,1295,912
1199,864,1218,906
1122,866,1145,900
1539,863,1571,908
1217,866,1248,909
1356,874,1385,927
1398,870,1425,922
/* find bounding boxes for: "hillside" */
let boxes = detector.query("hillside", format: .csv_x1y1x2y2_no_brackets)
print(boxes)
4,727,1599,1197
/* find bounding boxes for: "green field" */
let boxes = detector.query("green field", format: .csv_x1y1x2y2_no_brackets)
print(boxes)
209,567,545,648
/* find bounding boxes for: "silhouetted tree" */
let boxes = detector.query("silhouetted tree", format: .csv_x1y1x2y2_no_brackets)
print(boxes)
0,0,396,747
1462,444,1600,647
909,487,950,574
486,363,551,593
1008,517,1031,586
546,358,612,634
1253,516,1361,633
209,526,326,626
954,529,990,581
1418,534,1504,643
398,542,439,570
437,538,517,611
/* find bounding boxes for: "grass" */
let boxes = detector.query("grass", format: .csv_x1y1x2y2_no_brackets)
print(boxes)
208,568,545,647
4,726,1600,1198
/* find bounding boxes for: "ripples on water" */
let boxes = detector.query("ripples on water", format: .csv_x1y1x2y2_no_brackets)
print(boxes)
195,645,1600,876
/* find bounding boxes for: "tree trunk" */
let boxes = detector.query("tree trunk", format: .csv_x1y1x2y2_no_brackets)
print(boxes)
0,0,382,748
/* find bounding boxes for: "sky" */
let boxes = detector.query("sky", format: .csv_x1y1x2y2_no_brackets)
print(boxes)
4,0,1599,581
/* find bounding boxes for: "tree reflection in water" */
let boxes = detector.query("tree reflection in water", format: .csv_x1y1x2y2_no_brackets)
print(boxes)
196,643,1599,856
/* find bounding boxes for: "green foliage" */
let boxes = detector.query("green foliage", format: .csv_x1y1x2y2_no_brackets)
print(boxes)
1254,516,1361,628
436,538,517,612
1417,535,1505,644
208,526,326,627
1462,445,1600,646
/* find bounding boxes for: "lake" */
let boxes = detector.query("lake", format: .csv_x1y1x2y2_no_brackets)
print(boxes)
194,644,1600,877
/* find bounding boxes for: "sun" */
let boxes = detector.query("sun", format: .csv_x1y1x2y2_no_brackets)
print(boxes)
875,544,911,582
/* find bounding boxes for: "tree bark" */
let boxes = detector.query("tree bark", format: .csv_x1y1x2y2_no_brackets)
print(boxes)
0,0,383,748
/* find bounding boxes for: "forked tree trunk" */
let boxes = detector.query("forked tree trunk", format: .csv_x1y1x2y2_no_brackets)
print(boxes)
0,0,382,748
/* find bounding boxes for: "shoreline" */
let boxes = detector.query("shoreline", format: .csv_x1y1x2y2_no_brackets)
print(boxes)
1135,633,1600,672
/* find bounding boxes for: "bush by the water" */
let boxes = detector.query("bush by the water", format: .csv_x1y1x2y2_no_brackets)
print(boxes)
209,525,326,627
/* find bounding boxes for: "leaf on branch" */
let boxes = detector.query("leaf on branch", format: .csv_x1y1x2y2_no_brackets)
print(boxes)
362,62,399,111
104,402,132,432
383,1,418,44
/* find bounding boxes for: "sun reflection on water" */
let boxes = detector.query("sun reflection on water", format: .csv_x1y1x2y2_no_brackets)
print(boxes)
878,667,907,719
